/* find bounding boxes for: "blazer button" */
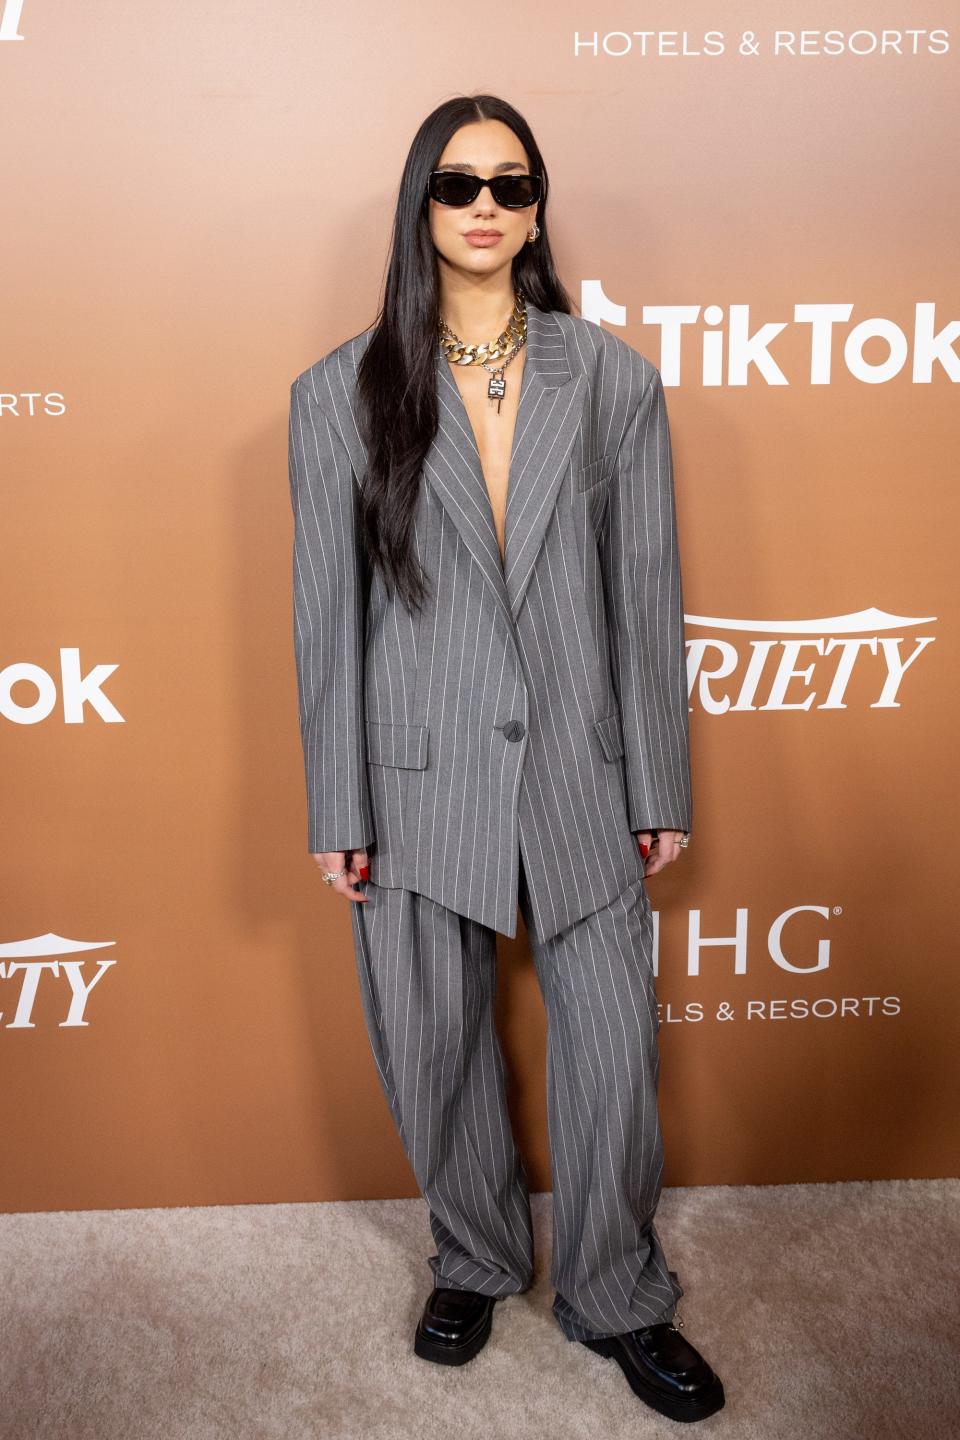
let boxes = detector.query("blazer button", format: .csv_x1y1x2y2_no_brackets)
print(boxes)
501,719,525,742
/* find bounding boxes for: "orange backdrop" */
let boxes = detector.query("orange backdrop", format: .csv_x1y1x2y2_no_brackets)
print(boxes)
3,1,957,1212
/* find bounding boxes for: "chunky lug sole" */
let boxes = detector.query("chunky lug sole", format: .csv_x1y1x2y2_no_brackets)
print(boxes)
581,1334,726,1423
414,1301,494,1366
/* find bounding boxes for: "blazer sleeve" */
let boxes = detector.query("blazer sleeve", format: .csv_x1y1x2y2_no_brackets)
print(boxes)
600,357,693,836
288,374,375,854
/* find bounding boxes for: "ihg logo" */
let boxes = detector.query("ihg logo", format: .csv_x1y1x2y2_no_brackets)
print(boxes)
0,1,27,42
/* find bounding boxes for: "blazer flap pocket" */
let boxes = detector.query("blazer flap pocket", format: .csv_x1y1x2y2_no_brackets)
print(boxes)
576,451,613,491
366,721,429,769
593,709,625,763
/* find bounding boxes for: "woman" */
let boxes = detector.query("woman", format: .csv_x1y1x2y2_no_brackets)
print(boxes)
288,93,724,1423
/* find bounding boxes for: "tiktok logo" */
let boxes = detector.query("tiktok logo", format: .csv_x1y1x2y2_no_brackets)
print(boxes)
0,0,27,42
582,284,960,386
1,649,122,725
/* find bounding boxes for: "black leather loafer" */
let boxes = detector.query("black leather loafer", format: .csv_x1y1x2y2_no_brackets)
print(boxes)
414,1285,497,1366
581,1318,725,1423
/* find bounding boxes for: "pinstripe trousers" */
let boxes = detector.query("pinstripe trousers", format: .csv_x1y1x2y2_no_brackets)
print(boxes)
349,851,685,1342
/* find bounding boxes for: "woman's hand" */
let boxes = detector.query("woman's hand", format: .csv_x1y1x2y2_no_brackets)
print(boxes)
310,848,370,903
634,830,684,877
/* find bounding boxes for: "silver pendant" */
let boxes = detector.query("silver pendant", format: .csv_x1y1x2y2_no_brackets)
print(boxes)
487,369,506,412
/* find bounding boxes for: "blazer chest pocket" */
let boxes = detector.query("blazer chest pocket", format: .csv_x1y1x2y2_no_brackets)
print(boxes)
593,709,625,763
576,451,613,492
366,721,430,768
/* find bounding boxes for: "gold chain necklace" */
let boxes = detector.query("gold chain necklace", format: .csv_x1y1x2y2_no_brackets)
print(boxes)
438,291,528,413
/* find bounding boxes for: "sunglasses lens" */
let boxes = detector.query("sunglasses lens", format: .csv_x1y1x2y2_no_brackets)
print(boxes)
495,175,540,208
430,172,480,206
428,172,542,208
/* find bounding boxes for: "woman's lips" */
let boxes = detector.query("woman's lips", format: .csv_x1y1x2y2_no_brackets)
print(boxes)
464,231,502,247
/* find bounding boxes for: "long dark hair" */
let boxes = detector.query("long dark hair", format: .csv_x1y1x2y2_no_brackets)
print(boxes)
355,93,575,615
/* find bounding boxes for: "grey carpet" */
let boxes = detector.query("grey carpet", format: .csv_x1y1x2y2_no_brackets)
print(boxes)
1,1179,957,1439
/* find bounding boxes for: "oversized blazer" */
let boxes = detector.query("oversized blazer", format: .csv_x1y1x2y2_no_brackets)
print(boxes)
288,299,692,943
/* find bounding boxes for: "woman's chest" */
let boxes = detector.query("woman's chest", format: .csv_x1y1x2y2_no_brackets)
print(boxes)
448,350,528,563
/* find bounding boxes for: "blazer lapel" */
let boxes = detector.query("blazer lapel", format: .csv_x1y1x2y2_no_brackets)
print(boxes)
427,300,584,623
325,301,584,626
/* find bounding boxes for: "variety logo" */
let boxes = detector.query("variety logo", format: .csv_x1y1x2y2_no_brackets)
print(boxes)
0,933,116,1027
684,606,936,711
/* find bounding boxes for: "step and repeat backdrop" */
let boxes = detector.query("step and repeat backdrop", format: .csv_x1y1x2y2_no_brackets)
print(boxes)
3,2,957,1211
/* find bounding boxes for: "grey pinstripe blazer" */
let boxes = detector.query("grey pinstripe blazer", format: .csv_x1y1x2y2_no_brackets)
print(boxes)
288,300,692,942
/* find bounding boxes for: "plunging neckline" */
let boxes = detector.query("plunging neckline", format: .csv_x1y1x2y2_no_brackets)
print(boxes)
442,344,530,569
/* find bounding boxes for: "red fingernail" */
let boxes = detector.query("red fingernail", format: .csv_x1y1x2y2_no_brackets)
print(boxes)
359,865,369,880
638,841,650,858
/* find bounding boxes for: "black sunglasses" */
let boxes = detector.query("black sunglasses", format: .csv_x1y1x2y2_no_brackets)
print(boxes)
427,169,542,209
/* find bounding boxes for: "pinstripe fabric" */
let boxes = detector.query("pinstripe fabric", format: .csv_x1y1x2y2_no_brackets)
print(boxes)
288,298,692,942
288,373,374,853
350,852,684,1341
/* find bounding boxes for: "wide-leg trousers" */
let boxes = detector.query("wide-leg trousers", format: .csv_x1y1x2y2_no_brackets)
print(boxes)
348,851,684,1342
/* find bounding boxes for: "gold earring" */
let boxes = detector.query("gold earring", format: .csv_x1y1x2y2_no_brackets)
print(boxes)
527,222,540,243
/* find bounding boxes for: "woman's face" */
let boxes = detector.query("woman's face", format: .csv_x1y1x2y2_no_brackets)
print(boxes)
428,119,538,286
